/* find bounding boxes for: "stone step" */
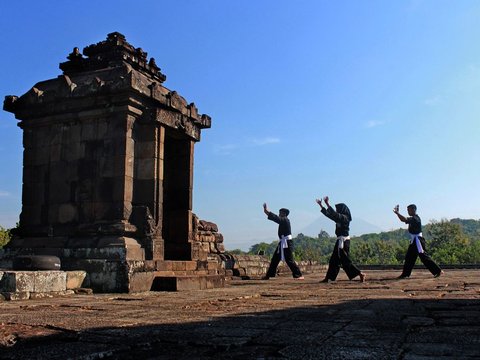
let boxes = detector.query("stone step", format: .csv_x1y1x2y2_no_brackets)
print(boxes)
155,260,200,272
151,274,224,291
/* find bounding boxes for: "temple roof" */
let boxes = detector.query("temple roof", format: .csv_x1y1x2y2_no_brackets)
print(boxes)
60,32,166,83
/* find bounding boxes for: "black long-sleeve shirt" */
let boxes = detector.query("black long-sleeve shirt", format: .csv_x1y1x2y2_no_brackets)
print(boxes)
406,215,422,234
321,206,350,237
267,212,292,239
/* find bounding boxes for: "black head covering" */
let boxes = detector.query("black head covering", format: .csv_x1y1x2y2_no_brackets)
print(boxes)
335,203,352,221
279,208,290,216
407,204,417,211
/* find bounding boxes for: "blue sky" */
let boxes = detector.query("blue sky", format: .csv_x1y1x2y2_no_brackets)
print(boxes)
1,1,479,250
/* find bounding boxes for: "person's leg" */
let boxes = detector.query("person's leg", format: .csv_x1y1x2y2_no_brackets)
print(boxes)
283,240,303,278
339,240,365,281
323,242,341,281
265,244,281,278
400,243,417,278
418,238,442,276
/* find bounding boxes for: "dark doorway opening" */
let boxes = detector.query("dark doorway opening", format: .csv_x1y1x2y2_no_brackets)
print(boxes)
162,129,192,260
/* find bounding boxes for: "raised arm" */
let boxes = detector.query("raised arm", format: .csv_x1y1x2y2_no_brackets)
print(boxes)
315,198,325,210
393,205,408,223
263,203,269,216
264,203,280,223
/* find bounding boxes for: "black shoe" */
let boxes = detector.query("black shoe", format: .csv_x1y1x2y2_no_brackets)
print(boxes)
434,270,444,278
397,275,409,279
319,278,330,283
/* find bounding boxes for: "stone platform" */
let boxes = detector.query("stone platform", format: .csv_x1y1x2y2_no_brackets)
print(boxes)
0,269,479,359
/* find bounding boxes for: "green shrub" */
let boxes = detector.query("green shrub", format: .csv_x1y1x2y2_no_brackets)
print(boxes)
0,226,12,248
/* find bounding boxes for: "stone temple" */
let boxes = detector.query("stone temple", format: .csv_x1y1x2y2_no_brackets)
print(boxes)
1,32,227,293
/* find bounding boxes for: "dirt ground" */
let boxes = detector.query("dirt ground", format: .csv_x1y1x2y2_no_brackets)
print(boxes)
1,269,479,359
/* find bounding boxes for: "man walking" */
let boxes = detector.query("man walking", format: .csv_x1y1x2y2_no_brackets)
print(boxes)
262,203,304,280
394,204,443,279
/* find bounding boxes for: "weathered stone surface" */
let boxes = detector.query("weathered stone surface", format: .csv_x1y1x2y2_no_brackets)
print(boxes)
128,271,155,292
34,271,67,292
0,269,478,358
0,271,35,292
66,271,87,289
1,291,30,301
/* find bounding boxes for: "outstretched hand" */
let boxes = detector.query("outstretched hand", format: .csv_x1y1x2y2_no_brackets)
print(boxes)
316,198,324,209
323,196,330,206
263,203,269,215
393,204,399,214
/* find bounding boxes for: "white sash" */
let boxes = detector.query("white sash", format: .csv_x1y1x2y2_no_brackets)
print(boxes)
280,235,292,262
337,236,350,250
409,232,424,254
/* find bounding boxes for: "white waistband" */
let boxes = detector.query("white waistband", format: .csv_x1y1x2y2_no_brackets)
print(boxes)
337,236,350,249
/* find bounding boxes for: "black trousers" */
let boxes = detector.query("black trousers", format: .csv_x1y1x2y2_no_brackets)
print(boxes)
266,240,303,278
401,237,442,277
325,239,361,281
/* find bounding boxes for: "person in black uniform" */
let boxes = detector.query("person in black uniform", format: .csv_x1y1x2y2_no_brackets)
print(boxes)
316,196,366,283
262,203,304,280
393,204,443,279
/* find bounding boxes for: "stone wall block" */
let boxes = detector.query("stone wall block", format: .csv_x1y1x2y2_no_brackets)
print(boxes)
128,271,155,292
63,141,85,162
216,244,225,253
35,271,67,292
22,182,45,206
214,233,223,243
209,242,216,253
206,275,225,289
136,141,156,159
185,261,198,271
33,146,50,165
81,121,97,141
136,158,155,180
201,242,210,253
66,271,87,289
1,291,30,301
0,272,35,292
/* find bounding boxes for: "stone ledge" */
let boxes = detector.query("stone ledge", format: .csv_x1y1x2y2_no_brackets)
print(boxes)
151,274,225,291
0,270,87,299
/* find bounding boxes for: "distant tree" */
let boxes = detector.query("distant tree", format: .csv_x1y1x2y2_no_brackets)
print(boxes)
426,219,471,264
228,249,246,255
0,226,12,248
318,230,330,239
248,241,277,256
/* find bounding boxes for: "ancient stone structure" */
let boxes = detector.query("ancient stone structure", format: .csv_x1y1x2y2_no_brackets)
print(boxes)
1,32,225,292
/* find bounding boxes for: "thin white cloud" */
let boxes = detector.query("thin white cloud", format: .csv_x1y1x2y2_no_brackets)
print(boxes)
0,191,10,197
249,137,281,146
214,137,280,154
213,144,238,155
365,120,386,128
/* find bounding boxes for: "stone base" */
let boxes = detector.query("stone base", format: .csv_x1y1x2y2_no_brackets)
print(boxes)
0,270,87,301
151,274,225,291
0,237,227,293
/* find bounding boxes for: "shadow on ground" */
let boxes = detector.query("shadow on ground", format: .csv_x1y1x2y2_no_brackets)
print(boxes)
1,297,479,359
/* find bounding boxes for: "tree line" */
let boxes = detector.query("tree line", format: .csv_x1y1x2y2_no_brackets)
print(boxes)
231,218,480,265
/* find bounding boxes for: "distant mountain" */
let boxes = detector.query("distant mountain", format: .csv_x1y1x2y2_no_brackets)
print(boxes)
298,216,383,238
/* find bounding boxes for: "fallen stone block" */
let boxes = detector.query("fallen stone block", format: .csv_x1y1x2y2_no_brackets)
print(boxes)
66,271,87,289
